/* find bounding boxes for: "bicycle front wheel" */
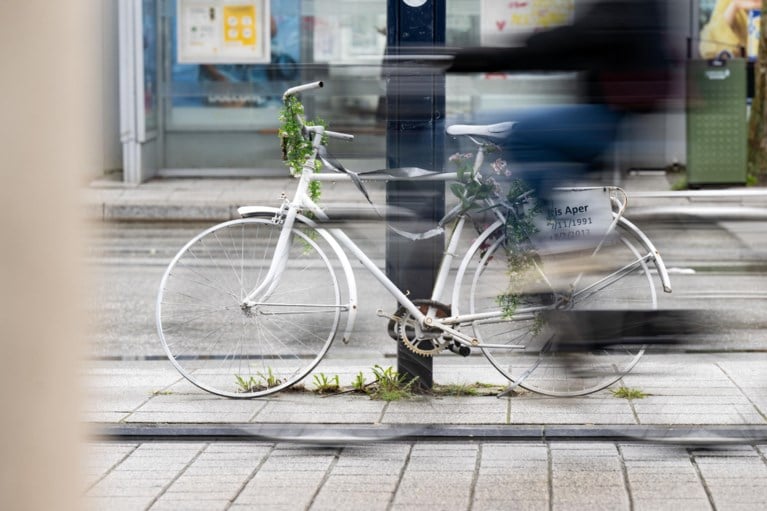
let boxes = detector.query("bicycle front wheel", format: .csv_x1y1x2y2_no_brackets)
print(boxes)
469,220,657,397
157,217,343,398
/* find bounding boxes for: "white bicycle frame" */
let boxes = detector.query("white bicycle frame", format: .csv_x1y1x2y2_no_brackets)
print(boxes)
238,81,673,352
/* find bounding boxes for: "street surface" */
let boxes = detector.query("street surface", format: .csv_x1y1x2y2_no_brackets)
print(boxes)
84,217,767,510
87,219,767,359
86,440,767,510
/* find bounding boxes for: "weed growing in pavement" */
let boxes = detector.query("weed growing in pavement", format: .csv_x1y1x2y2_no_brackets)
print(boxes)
235,368,283,393
431,382,506,397
368,365,417,401
611,386,647,400
312,373,341,394
351,371,368,393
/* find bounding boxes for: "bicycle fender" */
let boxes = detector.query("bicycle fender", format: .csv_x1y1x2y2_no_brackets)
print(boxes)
617,215,672,293
237,205,359,343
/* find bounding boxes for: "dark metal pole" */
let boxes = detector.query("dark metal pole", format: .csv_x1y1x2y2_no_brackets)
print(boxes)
386,0,446,390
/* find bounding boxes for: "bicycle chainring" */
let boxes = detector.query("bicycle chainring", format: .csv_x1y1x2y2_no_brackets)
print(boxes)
396,300,452,357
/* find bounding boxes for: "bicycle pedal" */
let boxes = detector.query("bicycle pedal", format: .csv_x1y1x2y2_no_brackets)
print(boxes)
447,342,471,357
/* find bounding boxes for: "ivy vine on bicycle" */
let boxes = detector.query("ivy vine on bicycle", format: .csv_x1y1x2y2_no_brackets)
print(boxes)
448,149,543,319
278,95,326,203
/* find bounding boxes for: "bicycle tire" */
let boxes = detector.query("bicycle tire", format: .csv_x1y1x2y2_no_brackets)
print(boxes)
156,217,343,398
457,219,656,397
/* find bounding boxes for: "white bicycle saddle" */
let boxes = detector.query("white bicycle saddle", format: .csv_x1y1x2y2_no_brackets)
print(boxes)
446,121,515,140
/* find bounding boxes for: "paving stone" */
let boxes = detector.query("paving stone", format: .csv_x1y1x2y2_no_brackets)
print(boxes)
631,487,709,500
474,482,549,500
252,394,385,423
311,490,393,511
383,397,506,424
618,444,690,460
125,411,258,423
86,496,153,510
83,411,132,423
472,499,548,511
632,499,711,511
151,499,229,511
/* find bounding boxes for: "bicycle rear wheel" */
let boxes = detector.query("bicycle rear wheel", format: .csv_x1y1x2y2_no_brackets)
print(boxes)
468,220,656,396
156,217,343,398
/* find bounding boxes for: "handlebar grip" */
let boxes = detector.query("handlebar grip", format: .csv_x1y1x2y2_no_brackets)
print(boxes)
283,81,324,100
324,130,354,142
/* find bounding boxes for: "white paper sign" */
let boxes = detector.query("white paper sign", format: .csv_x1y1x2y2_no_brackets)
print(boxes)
481,0,574,46
531,187,615,252
177,0,270,63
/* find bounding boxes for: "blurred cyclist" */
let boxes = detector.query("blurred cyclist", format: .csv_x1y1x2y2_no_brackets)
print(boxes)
444,0,674,201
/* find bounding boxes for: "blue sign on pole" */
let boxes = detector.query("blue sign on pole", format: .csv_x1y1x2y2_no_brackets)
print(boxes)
385,0,446,389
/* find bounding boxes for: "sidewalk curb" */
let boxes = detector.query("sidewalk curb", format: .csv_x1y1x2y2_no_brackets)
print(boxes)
94,423,767,444
86,179,767,223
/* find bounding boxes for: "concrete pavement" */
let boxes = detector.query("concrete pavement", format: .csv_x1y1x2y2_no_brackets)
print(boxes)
84,440,767,511
84,353,767,510
85,352,767,434
83,170,767,435
83,172,767,510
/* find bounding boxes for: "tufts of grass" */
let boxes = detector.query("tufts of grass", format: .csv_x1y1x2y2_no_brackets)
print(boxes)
235,368,283,393
611,386,647,400
367,365,417,401
312,373,341,394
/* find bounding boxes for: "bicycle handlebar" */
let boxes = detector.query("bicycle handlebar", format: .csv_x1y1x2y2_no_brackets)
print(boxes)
282,81,355,142
282,81,324,100
325,129,354,142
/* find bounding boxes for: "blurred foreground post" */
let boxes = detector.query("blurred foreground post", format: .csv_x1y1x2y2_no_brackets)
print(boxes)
0,1,98,509
385,0,445,390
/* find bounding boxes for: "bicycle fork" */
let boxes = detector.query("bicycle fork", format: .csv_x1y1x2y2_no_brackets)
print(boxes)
241,165,316,309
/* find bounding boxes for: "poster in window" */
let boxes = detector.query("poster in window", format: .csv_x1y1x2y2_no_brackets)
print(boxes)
177,0,271,63
480,0,574,46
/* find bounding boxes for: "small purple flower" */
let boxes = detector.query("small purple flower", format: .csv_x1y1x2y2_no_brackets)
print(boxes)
449,152,474,163
485,176,502,195
491,158,509,175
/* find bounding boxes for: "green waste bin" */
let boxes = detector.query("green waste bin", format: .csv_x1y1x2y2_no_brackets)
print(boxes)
686,59,748,186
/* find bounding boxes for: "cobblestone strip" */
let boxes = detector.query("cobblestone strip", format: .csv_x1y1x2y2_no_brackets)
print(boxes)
615,444,634,511
146,444,208,510
758,444,767,466
83,442,139,494
691,445,767,510
550,442,629,510
390,443,478,511
86,442,205,510
226,444,276,510
688,449,717,510
620,443,710,511
150,442,274,510
716,362,767,423
474,442,549,510
230,444,338,510
387,443,414,511
466,443,482,511
311,443,411,511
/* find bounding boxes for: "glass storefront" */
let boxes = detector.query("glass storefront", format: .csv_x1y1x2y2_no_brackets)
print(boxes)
122,0,683,181
134,0,578,177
